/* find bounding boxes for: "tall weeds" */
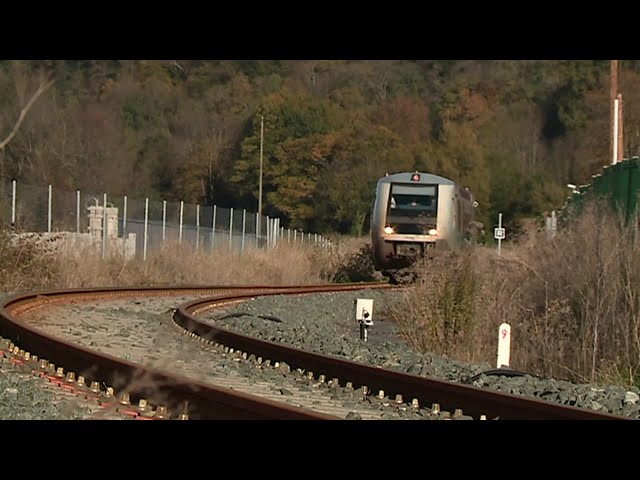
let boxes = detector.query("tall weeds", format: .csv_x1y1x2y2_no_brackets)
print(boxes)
0,228,60,291
0,231,368,292
388,202,640,387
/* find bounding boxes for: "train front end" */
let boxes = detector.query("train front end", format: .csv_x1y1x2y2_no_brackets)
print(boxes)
371,172,455,271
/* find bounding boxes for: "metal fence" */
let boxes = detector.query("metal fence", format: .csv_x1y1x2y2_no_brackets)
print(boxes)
0,181,329,258
562,156,640,226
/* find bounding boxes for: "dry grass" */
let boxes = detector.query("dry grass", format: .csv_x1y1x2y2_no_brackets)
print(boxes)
388,248,489,365
0,229,60,292
0,230,370,292
52,241,338,288
388,202,640,388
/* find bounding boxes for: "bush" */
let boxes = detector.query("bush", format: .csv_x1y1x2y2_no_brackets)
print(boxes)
331,243,379,283
387,249,480,360
387,200,640,388
0,227,60,292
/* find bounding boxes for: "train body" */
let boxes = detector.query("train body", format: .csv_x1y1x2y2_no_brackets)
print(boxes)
371,171,478,271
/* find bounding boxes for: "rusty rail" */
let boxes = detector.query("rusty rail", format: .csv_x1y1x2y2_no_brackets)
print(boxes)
176,292,630,421
0,283,389,419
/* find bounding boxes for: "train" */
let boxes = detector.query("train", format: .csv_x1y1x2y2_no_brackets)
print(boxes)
370,171,480,272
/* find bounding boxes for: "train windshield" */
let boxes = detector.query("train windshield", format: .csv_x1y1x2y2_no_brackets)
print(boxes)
389,184,437,215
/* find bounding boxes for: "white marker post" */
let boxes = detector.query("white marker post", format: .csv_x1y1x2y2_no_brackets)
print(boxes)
494,213,505,256
497,322,511,368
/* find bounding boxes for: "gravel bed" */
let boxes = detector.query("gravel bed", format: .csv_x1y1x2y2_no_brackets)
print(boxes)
1,293,91,420
203,289,640,419
0,360,100,420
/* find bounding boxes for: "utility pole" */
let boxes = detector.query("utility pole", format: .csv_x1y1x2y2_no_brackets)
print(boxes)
497,213,503,256
610,60,619,166
258,115,264,240
618,92,624,162
613,96,619,165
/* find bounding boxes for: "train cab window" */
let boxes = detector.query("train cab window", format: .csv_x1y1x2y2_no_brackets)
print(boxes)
389,184,437,216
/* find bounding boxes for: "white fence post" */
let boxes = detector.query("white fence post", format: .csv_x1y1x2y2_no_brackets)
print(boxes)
11,179,16,225
273,218,279,247
122,194,128,259
179,200,184,244
162,200,167,244
255,213,260,247
76,190,80,233
266,215,270,248
196,203,200,250
211,205,216,251
229,207,234,251
123,195,128,237
242,209,246,253
143,197,149,261
48,184,52,233
102,193,107,259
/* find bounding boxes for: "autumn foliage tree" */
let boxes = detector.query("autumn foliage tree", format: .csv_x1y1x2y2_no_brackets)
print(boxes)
0,59,627,237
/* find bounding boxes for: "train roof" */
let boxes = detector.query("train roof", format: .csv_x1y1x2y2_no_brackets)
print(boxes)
377,172,456,186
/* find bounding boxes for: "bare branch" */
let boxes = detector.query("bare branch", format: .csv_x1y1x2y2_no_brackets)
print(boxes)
0,76,55,151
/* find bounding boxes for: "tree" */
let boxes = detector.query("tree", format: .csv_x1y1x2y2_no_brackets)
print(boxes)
231,92,346,213
176,131,229,204
0,64,55,183
319,123,413,234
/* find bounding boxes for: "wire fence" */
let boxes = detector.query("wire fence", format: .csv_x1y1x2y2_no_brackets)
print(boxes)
0,181,329,259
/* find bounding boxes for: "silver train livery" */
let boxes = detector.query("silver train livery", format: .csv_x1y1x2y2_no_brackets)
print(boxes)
371,171,479,271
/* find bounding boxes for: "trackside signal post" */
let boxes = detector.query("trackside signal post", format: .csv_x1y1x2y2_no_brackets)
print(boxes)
494,213,505,255
355,298,373,342
258,115,264,242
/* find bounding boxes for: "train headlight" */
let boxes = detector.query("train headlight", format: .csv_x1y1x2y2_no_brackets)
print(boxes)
384,226,394,234
428,228,438,236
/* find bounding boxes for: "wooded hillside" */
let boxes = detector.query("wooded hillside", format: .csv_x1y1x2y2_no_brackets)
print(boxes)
0,60,632,238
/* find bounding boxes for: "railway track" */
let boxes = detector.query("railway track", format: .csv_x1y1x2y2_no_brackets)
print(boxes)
0,284,630,420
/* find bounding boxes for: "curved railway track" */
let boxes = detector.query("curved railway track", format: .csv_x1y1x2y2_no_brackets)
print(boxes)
0,284,630,420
